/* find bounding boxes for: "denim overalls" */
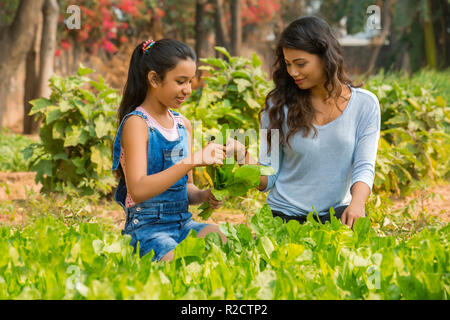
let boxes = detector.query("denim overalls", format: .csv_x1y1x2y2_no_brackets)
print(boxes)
112,109,210,261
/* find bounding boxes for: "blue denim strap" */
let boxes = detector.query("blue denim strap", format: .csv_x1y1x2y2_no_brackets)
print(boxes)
112,110,148,171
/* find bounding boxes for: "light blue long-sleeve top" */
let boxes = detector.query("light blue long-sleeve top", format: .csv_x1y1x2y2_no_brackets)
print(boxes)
258,86,381,216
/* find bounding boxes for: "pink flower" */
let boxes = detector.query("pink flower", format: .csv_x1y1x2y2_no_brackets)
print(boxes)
107,31,117,39
103,40,118,54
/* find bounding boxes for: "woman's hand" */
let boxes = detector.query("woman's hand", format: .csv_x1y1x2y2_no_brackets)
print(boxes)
341,203,365,229
201,188,224,209
225,138,246,163
193,142,226,167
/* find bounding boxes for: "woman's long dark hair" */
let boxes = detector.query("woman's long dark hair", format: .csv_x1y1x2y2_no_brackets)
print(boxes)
262,16,361,151
115,38,196,180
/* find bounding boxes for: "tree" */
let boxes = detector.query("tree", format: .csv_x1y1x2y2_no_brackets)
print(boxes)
230,0,242,56
317,0,445,74
0,0,45,129
23,0,59,134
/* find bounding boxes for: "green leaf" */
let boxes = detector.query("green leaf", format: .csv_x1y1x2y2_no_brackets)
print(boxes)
77,64,94,76
34,159,53,179
252,53,262,68
234,78,251,93
60,100,73,112
64,126,83,147
94,115,112,138
244,92,261,110
174,234,205,260
90,144,110,174
214,46,231,60
29,98,53,116
198,202,213,220
73,99,89,120
211,189,228,201
237,224,253,245
52,122,66,140
353,217,371,242
45,107,63,125
233,165,261,186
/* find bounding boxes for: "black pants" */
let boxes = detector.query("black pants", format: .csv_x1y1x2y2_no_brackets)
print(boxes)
271,205,348,224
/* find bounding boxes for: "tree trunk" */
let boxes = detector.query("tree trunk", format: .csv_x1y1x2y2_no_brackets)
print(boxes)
23,0,59,134
366,0,392,75
38,0,59,99
0,0,45,127
230,0,242,56
423,0,437,68
23,18,41,134
213,0,229,56
195,0,207,61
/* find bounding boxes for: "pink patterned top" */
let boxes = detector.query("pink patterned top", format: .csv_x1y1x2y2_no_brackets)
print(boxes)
120,107,185,208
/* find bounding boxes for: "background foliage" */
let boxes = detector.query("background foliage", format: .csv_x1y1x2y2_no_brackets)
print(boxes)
24,65,119,196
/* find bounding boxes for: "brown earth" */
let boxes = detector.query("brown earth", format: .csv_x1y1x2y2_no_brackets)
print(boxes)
0,171,449,230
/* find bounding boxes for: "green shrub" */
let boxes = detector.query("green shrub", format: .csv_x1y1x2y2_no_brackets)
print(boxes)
365,71,450,195
181,46,273,132
25,65,119,196
0,128,36,172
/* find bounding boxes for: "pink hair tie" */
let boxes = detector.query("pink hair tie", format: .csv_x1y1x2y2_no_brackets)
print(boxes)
142,40,155,54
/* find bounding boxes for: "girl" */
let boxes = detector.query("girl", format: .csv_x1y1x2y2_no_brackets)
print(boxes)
112,39,227,262
227,16,381,229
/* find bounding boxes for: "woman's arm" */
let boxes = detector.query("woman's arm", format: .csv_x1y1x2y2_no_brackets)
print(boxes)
342,97,381,228
341,182,371,228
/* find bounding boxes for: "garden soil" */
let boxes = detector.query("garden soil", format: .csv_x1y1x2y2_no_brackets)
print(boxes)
1,172,449,229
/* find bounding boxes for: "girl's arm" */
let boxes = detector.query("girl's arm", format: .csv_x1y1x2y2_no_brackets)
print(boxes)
122,115,225,204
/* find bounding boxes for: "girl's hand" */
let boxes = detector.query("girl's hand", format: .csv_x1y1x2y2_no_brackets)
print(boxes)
202,188,224,209
193,142,226,167
341,203,365,229
226,138,246,163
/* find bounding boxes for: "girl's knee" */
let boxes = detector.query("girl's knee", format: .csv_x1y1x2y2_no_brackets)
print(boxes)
197,225,227,244
159,249,174,262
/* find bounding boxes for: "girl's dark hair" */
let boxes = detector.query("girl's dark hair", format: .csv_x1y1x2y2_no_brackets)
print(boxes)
115,38,196,180
262,16,361,151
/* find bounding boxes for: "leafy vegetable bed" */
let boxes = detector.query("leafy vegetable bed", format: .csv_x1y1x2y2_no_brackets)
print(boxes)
1,205,448,300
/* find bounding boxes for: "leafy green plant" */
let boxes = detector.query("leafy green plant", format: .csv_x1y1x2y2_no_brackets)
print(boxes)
0,128,37,172
366,71,450,195
0,201,448,300
24,65,119,196
181,47,273,132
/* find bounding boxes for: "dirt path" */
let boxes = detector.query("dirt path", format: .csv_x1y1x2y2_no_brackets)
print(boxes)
1,172,449,230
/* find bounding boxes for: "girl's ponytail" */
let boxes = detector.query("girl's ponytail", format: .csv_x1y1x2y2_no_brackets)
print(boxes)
118,43,149,125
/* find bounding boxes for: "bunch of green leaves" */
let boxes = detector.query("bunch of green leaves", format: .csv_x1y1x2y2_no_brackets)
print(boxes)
198,125,264,220
24,65,119,196
0,128,37,172
366,71,450,196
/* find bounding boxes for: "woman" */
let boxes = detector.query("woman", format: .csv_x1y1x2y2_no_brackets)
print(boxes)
227,16,380,228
